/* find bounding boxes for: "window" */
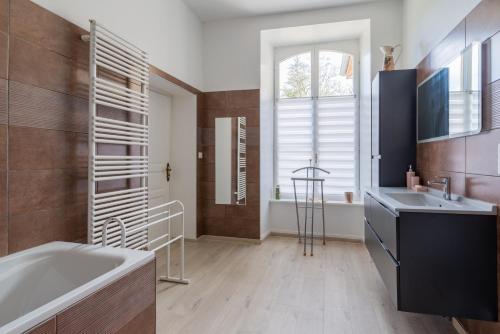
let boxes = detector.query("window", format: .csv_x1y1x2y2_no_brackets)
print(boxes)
275,45,358,200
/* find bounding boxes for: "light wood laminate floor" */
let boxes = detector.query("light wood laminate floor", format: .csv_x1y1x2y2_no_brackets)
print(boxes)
156,236,456,334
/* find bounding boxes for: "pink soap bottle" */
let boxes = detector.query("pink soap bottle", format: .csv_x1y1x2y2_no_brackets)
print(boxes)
406,165,415,189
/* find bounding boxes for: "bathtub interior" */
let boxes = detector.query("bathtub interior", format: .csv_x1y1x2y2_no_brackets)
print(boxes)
0,247,125,327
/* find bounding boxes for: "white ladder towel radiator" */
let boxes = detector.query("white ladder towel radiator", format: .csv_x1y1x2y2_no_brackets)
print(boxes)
85,20,188,284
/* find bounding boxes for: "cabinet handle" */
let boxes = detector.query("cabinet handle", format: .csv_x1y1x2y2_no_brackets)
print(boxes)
372,155,382,160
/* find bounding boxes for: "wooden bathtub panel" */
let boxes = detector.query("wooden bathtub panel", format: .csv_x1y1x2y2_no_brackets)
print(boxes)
25,318,56,334
56,260,156,334
116,303,156,334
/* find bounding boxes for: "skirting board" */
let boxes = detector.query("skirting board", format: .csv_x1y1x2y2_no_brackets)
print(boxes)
198,235,262,244
269,230,363,243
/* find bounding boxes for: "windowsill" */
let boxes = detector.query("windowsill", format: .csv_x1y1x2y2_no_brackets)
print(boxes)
269,198,363,207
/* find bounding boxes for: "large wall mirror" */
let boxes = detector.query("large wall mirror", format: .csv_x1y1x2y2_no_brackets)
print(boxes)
417,42,482,143
215,117,247,205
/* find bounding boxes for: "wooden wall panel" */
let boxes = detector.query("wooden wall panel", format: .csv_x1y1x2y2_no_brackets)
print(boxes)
0,0,8,34
8,204,86,253
466,128,500,176
198,90,260,239
0,125,6,256
0,79,7,125
10,0,89,65
483,79,500,130
9,37,88,98
116,303,156,334
56,260,156,334
8,168,87,216
0,31,8,80
25,318,56,334
9,81,88,132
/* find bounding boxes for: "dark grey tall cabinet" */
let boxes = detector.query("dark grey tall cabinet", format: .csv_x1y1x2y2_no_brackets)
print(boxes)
372,70,417,187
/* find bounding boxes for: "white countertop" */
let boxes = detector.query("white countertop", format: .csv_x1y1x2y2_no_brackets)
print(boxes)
366,187,497,216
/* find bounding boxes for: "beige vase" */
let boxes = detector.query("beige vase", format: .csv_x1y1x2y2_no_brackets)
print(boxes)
380,45,402,71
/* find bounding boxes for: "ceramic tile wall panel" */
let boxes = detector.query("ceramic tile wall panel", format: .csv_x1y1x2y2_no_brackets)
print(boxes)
198,90,260,239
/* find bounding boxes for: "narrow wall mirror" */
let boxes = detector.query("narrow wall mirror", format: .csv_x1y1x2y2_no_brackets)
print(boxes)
417,42,482,143
215,117,247,205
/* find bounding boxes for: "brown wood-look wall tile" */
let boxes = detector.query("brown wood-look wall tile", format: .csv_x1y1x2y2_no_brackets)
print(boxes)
200,199,226,219
466,129,500,176
0,171,6,256
9,81,88,132
199,182,215,200
466,0,500,45
0,125,6,256
9,37,88,98
8,168,87,216
0,125,5,172
9,126,88,170
0,79,7,125
226,90,259,109
198,162,215,182
10,0,89,65
416,137,466,173
465,174,500,205
246,127,259,146
199,89,260,239
418,170,466,196
8,204,86,253
483,79,500,130
416,20,466,85
56,260,155,334
204,91,226,109
205,217,228,237
226,107,260,126
198,108,214,128
0,31,7,80
0,0,8,34
25,318,56,334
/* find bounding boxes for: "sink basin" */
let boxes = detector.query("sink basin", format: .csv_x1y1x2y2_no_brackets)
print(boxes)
385,192,453,208
366,187,497,215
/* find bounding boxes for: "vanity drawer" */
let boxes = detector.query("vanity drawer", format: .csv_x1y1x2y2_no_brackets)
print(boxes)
365,219,399,308
369,197,398,259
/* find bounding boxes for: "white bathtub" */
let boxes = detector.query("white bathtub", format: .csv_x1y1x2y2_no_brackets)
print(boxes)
0,241,154,334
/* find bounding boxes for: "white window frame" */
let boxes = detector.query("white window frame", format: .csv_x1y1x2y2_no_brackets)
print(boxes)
273,41,360,201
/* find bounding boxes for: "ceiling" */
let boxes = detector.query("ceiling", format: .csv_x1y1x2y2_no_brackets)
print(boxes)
183,0,384,22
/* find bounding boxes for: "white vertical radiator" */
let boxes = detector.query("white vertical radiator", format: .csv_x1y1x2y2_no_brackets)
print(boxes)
85,20,188,284
236,117,246,204
87,20,150,249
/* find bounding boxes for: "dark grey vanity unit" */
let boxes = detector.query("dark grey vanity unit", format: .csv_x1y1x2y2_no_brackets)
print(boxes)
364,189,498,321
372,70,416,187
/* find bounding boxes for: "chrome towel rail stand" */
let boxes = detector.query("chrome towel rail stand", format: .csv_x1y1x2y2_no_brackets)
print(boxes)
292,165,330,256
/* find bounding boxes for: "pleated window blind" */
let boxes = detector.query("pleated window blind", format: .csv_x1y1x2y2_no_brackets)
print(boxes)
275,47,358,200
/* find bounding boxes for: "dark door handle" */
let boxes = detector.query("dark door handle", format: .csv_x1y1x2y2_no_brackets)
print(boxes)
166,163,172,182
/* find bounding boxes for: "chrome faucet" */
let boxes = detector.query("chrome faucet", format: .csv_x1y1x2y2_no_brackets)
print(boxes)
102,217,127,248
427,176,451,200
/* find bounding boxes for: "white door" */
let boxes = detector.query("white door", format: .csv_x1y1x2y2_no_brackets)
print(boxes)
148,91,172,245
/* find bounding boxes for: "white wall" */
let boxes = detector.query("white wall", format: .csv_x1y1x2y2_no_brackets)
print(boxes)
170,95,198,240
259,32,275,239
203,0,403,91
32,0,204,90
402,0,481,68
270,201,364,240
359,25,372,192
